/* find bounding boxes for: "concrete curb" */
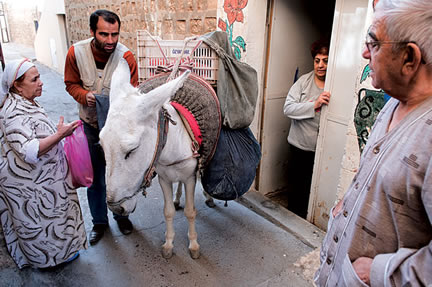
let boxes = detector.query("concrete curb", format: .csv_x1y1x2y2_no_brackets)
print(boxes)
239,190,325,249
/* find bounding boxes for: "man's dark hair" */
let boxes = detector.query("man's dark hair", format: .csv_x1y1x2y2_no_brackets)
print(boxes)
310,38,330,59
90,10,121,33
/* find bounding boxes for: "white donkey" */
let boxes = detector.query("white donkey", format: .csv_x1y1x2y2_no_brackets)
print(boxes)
100,59,200,259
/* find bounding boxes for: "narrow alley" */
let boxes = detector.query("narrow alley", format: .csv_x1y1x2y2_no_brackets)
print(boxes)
0,43,323,287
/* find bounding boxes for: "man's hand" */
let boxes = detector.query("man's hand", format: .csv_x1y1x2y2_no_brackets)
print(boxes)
86,91,97,107
352,257,373,285
332,199,343,217
314,91,331,110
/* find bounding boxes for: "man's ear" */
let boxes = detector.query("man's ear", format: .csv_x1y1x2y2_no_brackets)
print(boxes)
402,43,422,75
90,28,95,38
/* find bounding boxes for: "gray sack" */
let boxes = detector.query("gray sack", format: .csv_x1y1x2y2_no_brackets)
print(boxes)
95,94,110,131
200,31,258,129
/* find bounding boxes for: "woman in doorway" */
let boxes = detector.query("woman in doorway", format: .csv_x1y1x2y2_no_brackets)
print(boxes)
283,39,331,218
0,59,87,269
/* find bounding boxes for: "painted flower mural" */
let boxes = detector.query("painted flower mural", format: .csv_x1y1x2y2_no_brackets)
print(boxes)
224,0,247,25
354,64,389,152
218,0,248,60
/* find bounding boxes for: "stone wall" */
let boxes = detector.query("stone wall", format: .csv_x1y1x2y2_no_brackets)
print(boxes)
64,0,217,56
4,2,38,47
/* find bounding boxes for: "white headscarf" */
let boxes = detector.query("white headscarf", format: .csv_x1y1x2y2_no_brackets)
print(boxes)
0,58,36,104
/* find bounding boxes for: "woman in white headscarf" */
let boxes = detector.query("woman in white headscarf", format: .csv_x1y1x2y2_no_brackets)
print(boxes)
0,59,87,269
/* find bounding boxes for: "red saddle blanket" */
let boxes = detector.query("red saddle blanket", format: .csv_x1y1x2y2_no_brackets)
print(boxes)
170,101,202,146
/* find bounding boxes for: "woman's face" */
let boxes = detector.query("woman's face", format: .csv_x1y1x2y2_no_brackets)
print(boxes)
313,53,328,82
14,67,43,102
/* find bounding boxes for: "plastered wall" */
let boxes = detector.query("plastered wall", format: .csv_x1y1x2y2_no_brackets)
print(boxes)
34,0,69,74
3,1,38,47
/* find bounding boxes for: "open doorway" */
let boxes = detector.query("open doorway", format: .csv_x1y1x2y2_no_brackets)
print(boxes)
258,0,336,219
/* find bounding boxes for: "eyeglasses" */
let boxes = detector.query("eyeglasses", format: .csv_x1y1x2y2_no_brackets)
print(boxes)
364,39,427,64
364,40,411,53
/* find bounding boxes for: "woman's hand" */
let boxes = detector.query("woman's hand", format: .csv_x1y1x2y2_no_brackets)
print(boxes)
56,116,80,139
38,117,81,157
314,91,331,110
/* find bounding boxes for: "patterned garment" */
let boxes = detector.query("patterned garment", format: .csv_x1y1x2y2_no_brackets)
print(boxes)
315,97,432,286
0,93,87,269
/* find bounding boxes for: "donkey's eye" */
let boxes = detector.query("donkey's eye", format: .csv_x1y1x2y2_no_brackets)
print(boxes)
125,151,132,160
124,147,138,160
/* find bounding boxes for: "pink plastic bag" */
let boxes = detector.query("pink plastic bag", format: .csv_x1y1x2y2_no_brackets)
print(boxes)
64,120,93,188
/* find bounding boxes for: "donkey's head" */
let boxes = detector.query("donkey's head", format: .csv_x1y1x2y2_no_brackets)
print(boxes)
100,59,189,215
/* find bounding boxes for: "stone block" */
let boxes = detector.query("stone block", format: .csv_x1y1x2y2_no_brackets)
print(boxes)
168,0,176,12
163,19,174,35
143,0,150,13
148,20,155,33
204,17,216,33
176,20,186,35
150,0,156,13
130,1,137,14
207,0,217,10
158,0,167,11
197,0,206,11
139,19,147,31
190,19,202,35
174,0,184,12
121,1,127,15
186,0,194,12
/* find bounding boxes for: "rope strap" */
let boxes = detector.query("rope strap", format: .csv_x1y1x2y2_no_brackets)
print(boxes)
144,30,203,82
141,107,173,190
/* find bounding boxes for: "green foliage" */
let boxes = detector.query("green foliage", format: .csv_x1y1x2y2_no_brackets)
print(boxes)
354,88,386,152
360,64,371,83
234,36,246,51
219,19,247,60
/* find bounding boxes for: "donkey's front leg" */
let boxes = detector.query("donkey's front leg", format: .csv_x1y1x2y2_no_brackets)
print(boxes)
184,176,199,259
174,182,183,210
159,177,176,259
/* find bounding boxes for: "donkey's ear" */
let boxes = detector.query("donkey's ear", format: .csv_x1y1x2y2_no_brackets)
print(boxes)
110,58,134,103
141,70,191,110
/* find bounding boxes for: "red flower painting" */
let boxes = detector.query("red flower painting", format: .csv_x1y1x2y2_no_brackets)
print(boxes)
218,0,248,60
218,18,227,32
223,0,248,25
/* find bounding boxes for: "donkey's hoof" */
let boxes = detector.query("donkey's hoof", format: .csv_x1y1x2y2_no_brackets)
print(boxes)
205,199,216,208
174,202,183,211
189,249,200,259
162,248,173,259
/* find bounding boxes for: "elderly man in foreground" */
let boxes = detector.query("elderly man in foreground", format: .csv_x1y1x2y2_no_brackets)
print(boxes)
315,0,432,286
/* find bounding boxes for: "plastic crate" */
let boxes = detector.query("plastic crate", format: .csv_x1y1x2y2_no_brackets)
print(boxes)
137,30,218,85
